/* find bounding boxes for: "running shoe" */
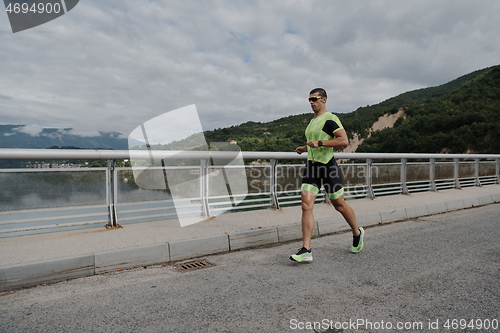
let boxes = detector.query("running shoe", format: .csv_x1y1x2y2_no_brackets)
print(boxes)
351,227,364,253
290,247,312,262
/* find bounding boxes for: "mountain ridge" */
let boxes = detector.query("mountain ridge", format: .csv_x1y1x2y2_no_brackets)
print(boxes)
202,64,499,154
0,125,129,150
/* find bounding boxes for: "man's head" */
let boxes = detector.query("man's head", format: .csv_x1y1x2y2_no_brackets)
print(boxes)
309,88,327,113
309,88,327,99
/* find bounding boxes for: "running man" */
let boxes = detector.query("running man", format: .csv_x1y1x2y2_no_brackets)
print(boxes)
290,88,364,262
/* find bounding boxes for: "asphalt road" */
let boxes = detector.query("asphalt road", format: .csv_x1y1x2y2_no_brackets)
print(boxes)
1,204,499,333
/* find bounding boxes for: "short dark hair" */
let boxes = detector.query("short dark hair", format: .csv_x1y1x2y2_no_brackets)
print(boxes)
309,88,327,98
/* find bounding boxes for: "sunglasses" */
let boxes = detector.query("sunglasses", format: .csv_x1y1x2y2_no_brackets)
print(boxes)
308,96,323,102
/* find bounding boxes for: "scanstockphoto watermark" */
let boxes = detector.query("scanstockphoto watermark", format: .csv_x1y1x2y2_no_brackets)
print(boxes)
3,0,79,33
290,318,425,331
247,163,380,196
290,318,499,331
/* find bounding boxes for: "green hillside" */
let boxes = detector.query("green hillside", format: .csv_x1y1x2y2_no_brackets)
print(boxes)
204,115,310,153
202,65,499,154
357,65,500,153
338,66,494,139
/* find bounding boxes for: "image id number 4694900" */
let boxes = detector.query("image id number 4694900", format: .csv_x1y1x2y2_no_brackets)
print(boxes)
5,2,62,14
443,319,498,330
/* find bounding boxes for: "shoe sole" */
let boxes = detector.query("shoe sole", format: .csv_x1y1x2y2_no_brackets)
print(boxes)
290,256,313,262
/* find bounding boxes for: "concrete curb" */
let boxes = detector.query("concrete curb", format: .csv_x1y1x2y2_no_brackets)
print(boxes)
405,205,429,219
277,222,319,243
95,243,169,274
229,227,279,251
1,196,499,292
380,208,407,224
317,217,347,235
169,234,229,262
0,255,94,291
427,202,448,215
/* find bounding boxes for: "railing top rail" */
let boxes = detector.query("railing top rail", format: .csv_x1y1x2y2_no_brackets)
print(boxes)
0,148,499,161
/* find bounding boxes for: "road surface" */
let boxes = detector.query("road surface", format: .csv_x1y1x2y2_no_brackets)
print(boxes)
1,204,499,333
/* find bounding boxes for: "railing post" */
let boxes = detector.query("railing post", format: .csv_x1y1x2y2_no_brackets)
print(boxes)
474,158,481,187
496,158,500,185
200,159,210,218
401,158,409,195
106,160,118,227
269,159,280,209
429,158,437,191
365,158,375,199
454,158,461,189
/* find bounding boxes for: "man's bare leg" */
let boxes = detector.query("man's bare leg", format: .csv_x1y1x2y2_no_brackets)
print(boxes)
330,194,360,236
301,190,317,249
331,194,365,252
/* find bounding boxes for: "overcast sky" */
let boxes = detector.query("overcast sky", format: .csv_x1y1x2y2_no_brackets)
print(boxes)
1,0,499,140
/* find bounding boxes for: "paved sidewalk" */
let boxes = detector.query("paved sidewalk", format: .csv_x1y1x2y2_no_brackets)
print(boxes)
1,185,500,291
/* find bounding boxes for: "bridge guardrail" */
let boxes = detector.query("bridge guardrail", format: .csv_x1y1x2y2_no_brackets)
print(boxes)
0,149,499,237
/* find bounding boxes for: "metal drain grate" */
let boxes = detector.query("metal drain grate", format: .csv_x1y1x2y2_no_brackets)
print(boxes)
176,260,213,272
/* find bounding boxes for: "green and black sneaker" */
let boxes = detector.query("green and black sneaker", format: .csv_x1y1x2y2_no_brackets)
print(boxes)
290,247,312,262
352,227,364,253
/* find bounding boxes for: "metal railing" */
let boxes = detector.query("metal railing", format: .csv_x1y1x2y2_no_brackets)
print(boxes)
0,149,499,237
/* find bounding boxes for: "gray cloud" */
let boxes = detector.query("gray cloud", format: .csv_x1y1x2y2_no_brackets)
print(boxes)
0,0,498,138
